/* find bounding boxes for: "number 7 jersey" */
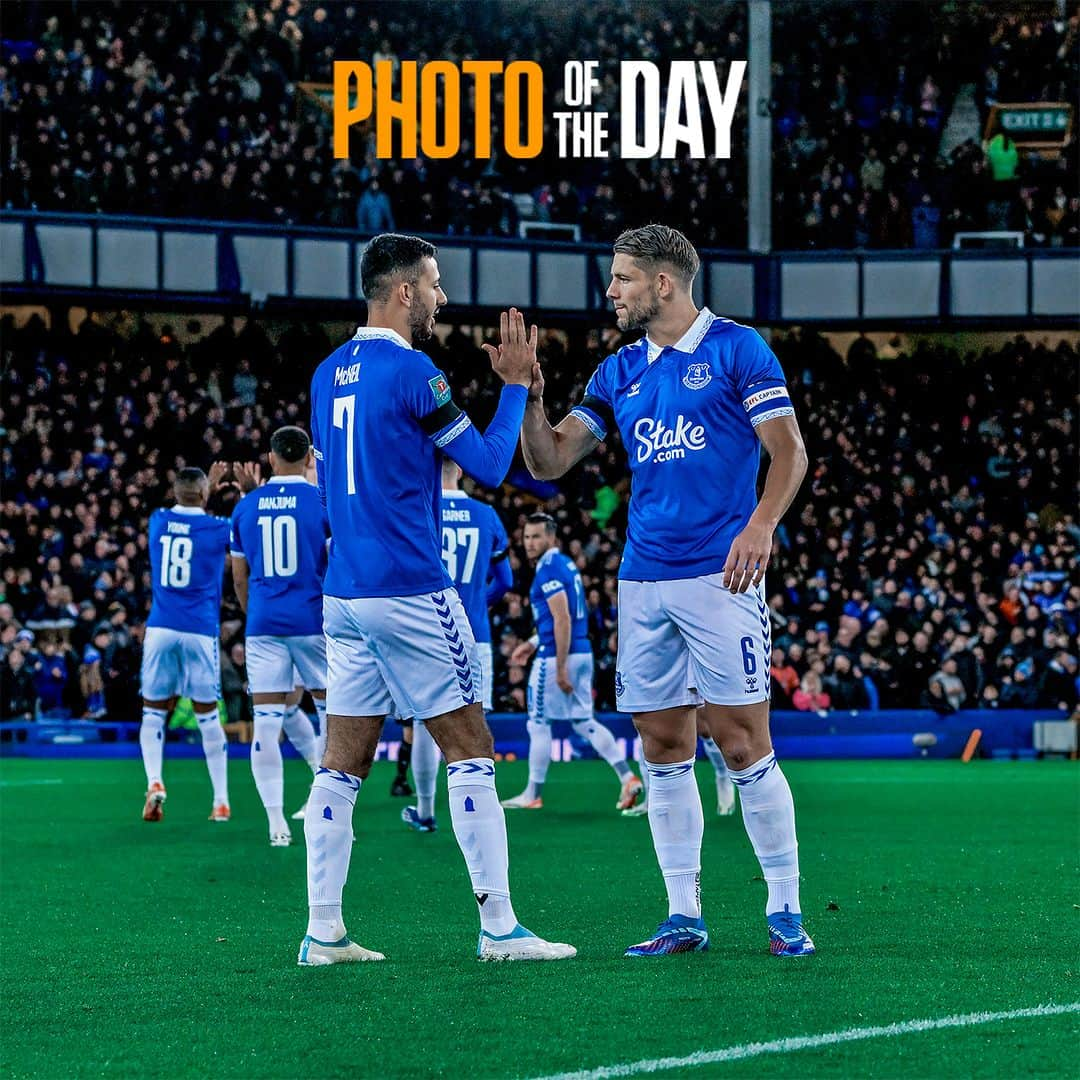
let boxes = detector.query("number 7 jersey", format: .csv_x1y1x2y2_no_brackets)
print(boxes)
229,477,330,637
147,507,230,634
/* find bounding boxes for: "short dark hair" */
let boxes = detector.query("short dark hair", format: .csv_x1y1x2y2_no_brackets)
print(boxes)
613,224,699,286
174,467,206,497
270,425,310,463
525,512,557,536
361,233,437,303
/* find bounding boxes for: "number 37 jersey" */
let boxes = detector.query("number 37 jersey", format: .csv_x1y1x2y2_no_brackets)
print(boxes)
147,507,230,635
229,477,329,637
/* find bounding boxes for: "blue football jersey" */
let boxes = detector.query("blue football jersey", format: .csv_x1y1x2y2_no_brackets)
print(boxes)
147,507,230,634
570,309,794,582
530,548,591,657
229,476,329,637
310,326,526,599
440,490,509,644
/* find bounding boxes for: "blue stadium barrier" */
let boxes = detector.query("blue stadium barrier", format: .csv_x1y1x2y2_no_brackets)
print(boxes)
1,209,1077,328
0,710,1058,761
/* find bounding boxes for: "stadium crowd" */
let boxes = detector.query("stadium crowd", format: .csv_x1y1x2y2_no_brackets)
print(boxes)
1,311,1076,723
1,1,1077,249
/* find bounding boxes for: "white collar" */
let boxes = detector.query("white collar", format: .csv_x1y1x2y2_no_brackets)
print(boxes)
352,325,412,350
171,505,206,516
645,307,716,363
268,475,310,485
537,546,559,567
442,488,464,498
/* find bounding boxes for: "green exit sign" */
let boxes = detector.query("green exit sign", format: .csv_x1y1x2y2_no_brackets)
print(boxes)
987,103,1073,150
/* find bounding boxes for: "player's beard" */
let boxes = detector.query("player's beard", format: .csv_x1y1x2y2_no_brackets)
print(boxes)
616,286,661,331
409,298,438,343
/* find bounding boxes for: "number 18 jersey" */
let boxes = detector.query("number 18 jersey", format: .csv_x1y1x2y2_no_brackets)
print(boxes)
229,476,329,637
147,507,230,634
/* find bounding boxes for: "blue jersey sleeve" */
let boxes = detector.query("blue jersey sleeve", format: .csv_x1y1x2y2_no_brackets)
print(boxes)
569,357,615,441
485,506,512,605
228,505,246,559
729,329,794,428
400,356,527,488
310,385,328,507
536,561,567,604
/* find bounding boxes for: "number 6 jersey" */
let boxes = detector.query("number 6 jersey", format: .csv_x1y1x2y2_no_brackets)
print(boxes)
147,506,230,634
229,477,329,637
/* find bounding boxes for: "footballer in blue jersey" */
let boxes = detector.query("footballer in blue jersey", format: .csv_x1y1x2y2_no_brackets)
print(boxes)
519,225,814,959
397,457,515,832
298,233,574,967
501,513,642,813
230,427,330,847
140,466,232,825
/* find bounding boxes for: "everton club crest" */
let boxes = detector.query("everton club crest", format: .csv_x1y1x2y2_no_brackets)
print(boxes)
682,362,712,390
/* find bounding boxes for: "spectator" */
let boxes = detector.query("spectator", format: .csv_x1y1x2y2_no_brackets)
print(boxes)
356,179,395,233
793,671,831,713
927,658,967,712
1,649,38,721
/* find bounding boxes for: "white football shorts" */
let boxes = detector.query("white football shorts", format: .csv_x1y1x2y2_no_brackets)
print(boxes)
391,639,493,720
528,651,594,722
616,574,771,713
323,589,480,721
141,626,221,703
245,634,326,695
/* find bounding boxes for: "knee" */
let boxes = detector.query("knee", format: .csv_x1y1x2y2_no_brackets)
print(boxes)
323,748,373,779
720,738,755,771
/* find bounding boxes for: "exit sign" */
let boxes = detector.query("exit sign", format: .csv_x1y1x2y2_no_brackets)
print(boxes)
986,103,1073,151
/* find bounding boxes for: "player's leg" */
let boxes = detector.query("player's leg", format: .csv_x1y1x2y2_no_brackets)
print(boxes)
402,719,440,831
616,580,709,956
563,655,641,809
501,657,549,807
182,631,229,820
697,709,735,815
675,574,813,956
621,734,650,817
391,720,414,797
284,637,330,820
139,628,177,821
299,597,389,966
246,637,295,844
300,709,387,965
381,589,573,960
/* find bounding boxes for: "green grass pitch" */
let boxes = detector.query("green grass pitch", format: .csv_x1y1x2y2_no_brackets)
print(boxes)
1,756,1077,1078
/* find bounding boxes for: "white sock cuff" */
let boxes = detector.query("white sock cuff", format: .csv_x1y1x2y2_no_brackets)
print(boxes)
311,767,362,806
141,708,167,726
727,752,777,786
644,757,696,781
195,707,220,724
446,757,496,789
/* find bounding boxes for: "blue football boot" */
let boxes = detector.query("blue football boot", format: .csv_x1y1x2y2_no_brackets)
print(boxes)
768,906,816,956
624,914,709,956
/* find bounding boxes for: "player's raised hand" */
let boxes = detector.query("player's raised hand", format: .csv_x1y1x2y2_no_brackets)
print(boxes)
722,520,774,594
234,461,262,493
526,359,545,404
481,307,538,388
207,461,231,491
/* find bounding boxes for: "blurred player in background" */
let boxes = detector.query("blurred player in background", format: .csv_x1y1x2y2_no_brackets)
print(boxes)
502,512,641,811
140,466,232,823
520,224,814,958
229,427,329,847
401,457,514,833
299,233,574,965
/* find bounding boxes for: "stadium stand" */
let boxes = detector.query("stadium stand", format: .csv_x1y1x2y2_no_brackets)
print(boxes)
2,312,1076,722
2,2,1075,248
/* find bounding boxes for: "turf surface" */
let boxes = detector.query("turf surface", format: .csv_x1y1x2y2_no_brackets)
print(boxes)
1,757,1077,1079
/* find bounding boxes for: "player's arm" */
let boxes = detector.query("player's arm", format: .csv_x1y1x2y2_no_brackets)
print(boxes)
416,311,535,488
520,360,600,480
545,589,574,694
723,413,808,594
230,554,250,613
228,512,249,612
486,551,513,605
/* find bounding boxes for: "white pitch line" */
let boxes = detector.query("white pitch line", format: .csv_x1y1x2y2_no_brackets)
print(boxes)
0,779,63,787
529,1003,1080,1080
